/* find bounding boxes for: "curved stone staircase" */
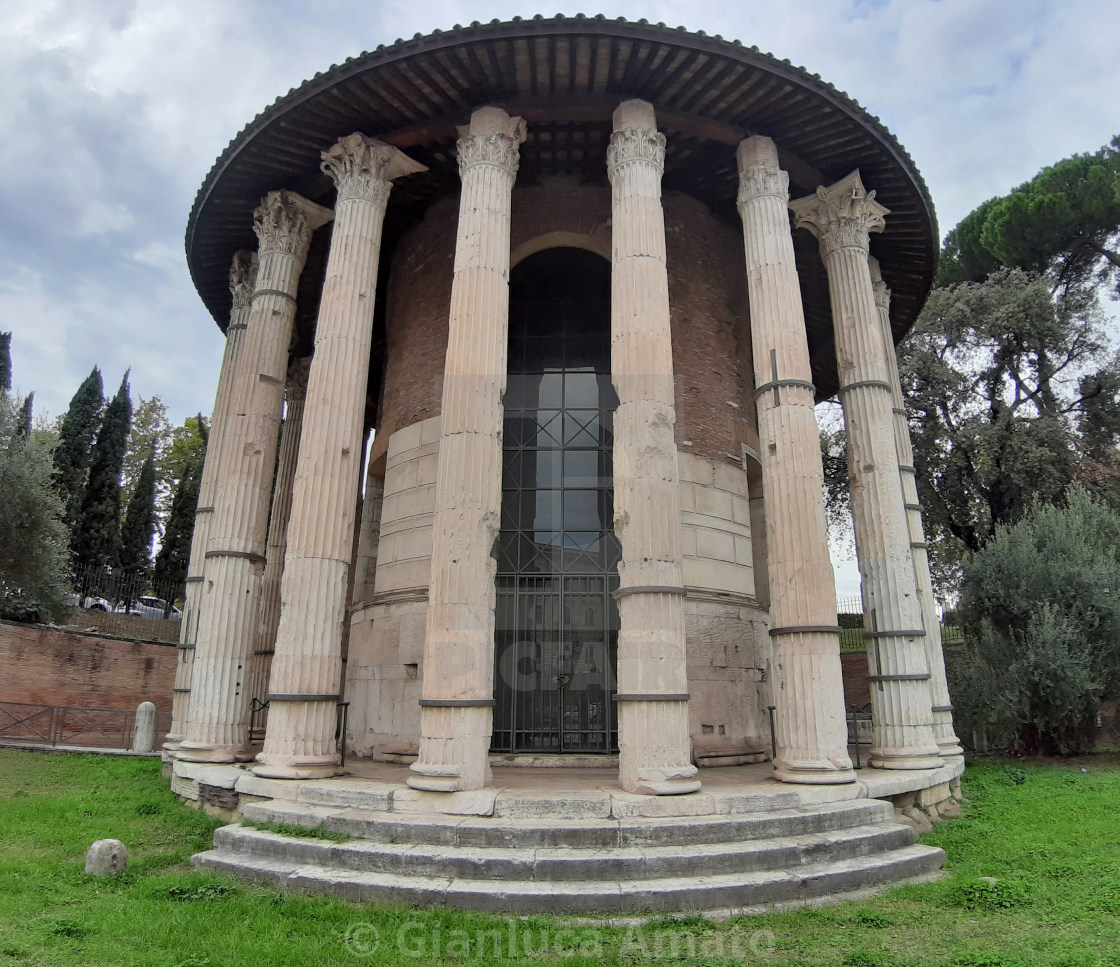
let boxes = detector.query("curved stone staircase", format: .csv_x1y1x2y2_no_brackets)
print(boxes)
192,790,945,914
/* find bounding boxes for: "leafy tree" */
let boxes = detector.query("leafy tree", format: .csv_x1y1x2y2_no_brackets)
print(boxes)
0,331,10,392
53,366,103,538
121,395,171,507
938,135,1120,295
954,488,1120,754
117,447,157,607
898,269,1120,592
72,372,132,570
0,386,69,622
158,412,208,522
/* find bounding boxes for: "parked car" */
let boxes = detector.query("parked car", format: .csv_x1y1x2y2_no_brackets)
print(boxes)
115,596,182,620
65,592,113,611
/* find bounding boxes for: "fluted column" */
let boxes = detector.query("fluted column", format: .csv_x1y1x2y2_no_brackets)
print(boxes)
790,171,940,770
869,257,963,756
408,107,525,793
735,136,855,784
245,357,309,722
607,99,700,797
164,251,256,751
179,191,332,763
256,135,425,779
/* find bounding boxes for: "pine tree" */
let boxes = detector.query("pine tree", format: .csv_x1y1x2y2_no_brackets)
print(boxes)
53,366,104,538
16,392,32,438
0,332,11,392
73,372,132,570
117,446,157,607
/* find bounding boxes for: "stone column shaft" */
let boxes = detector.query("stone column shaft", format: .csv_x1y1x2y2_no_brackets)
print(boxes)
256,135,424,780
791,172,940,769
409,107,525,793
735,136,854,784
869,258,962,755
164,251,256,751
245,362,308,725
179,191,331,763
608,99,699,796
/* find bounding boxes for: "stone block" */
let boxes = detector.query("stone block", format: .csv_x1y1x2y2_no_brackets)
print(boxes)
391,787,496,816
610,791,718,818
494,789,612,819
171,774,200,801
712,462,749,497
917,782,951,808
85,839,128,876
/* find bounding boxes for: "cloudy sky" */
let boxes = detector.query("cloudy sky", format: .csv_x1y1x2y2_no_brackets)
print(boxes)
3,0,1118,591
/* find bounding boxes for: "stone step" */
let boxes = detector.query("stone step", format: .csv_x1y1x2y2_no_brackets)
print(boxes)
193,843,946,914
239,796,895,849
213,819,914,881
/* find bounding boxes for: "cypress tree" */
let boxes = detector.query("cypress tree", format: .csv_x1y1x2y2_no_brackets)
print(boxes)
117,446,157,606
153,456,201,594
73,372,132,570
54,366,104,537
16,392,32,438
0,332,11,392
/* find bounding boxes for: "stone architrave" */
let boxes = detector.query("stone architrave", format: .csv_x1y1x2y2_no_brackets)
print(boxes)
868,257,963,756
178,191,332,763
790,172,941,770
408,107,526,793
734,136,855,784
163,250,256,752
244,356,310,724
255,135,425,779
607,99,700,796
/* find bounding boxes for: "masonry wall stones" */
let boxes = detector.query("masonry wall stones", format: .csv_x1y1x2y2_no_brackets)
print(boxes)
0,620,176,712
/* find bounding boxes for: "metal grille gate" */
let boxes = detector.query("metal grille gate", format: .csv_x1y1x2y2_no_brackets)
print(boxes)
492,248,620,755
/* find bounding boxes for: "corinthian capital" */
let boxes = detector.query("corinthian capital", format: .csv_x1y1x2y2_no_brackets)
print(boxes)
607,100,666,184
228,250,258,310
252,191,333,260
455,106,526,178
788,170,890,258
321,133,428,204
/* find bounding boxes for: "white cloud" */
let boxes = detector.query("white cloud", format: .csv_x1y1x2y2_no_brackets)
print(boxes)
1,0,1118,435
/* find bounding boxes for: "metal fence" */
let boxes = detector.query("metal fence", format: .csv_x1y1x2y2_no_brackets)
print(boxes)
836,595,961,652
63,564,185,644
0,700,171,750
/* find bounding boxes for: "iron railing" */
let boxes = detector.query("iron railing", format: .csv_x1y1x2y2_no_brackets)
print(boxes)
0,700,171,750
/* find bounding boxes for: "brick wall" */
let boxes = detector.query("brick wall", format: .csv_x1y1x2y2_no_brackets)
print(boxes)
374,176,761,466
0,620,177,712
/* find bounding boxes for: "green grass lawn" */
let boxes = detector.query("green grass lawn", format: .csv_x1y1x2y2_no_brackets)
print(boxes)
1,749,1118,966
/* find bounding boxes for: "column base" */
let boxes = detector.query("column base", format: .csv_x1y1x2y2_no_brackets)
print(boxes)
773,760,857,785
869,748,942,770
253,754,339,780
621,764,701,797
938,739,965,757
407,706,493,792
176,741,252,764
